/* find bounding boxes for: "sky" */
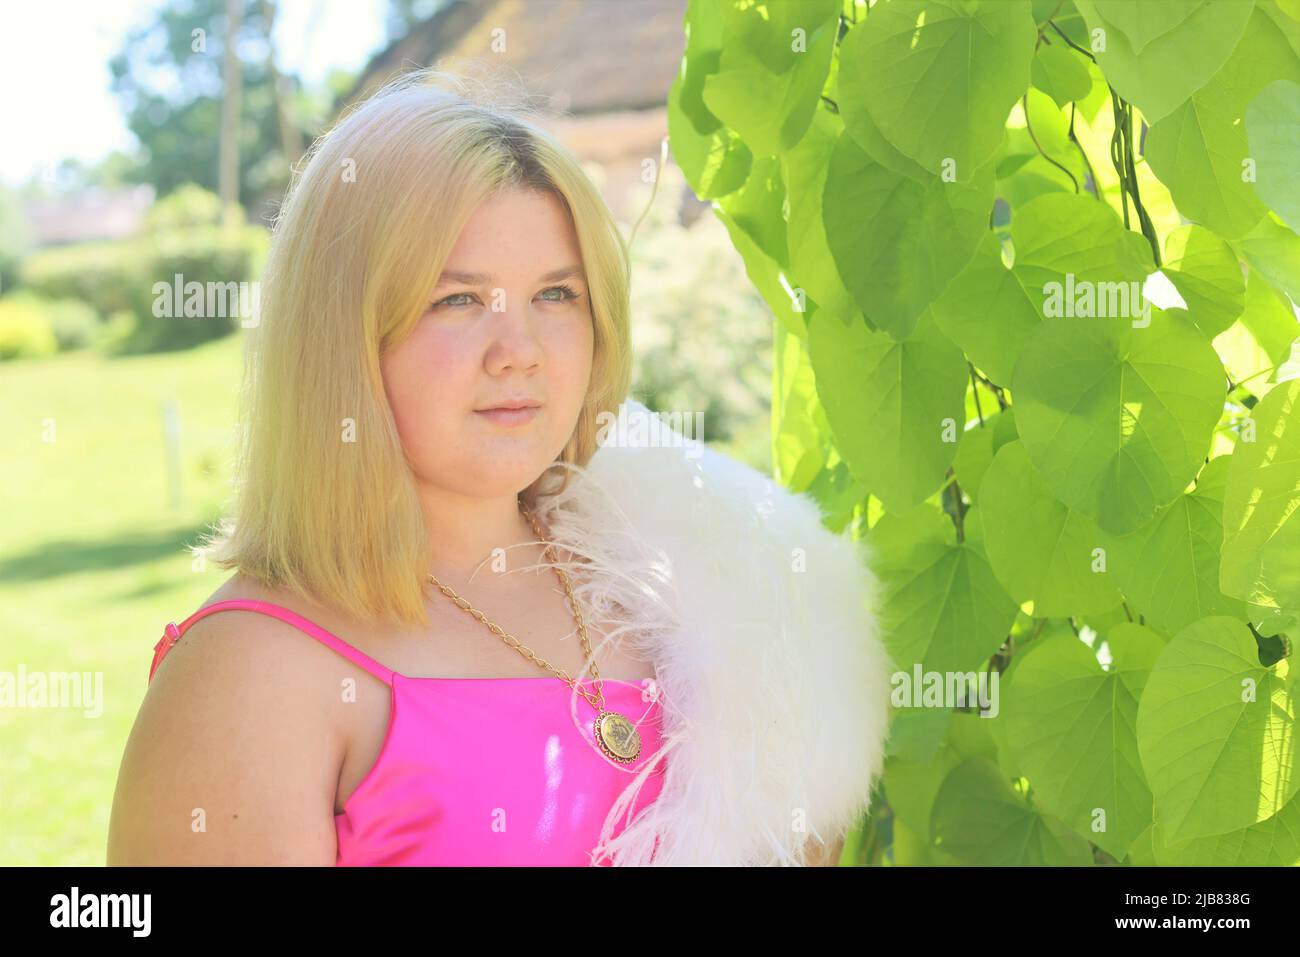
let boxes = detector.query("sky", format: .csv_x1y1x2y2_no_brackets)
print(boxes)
0,0,389,187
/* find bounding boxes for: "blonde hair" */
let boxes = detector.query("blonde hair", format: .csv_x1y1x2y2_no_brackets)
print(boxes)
198,67,633,627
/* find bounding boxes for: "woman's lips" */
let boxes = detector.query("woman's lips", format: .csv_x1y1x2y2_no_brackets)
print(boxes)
475,405,540,426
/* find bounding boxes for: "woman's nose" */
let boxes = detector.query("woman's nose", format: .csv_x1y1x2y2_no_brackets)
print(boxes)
485,293,543,373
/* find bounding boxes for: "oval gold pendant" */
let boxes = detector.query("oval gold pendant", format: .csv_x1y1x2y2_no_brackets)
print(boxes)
595,710,642,763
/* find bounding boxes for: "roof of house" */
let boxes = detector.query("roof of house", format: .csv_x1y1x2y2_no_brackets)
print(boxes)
336,0,688,118
22,185,155,248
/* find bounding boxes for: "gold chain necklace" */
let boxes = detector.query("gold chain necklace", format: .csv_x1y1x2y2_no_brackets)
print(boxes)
425,503,643,764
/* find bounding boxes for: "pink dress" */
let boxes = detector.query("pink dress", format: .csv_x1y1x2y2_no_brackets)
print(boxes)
148,599,667,866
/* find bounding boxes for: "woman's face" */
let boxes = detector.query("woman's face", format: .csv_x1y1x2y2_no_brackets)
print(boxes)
380,187,595,500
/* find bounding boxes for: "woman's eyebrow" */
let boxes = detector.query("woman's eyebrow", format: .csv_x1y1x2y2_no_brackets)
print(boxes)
435,266,586,287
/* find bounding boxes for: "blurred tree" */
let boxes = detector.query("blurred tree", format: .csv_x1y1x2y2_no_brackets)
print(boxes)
108,0,309,219
0,186,33,294
27,154,141,194
384,0,458,43
218,0,243,226
260,0,304,164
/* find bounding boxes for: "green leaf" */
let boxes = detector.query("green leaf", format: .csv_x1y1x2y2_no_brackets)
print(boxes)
1239,270,1300,377
979,440,1123,616
1087,604,1139,636
995,149,1080,209
932,231,1042,384
1215,269,1300,399
716,155,788,268
805,459,868,535
701,0,839,157
838,0,1037,177
1221,379,1300,610
884,708,952,763
1252,605,1300,638
1246,79,1300,230
1074,0,1254,123
838,53,934,183
1229,214,1300,304
773,325,825,493
716,0,840,74
1004,626,1163,859
1261,0,1300,59
1010,191,1153,297
1076,57,1112,123
1160,224,1246,339
822,130,993,339
780,107,857,320
1145,8,1300,239
1152,788,1300,865
666,1,752,199
868,502,1019,676
884,748,962,840
1092,0,1204,54
1102,455,1247,634
1021,88,1074,170
713,157,805,337
1136,616,1300,843
1125,825,1159,865
952,421,996,503
993,407,1019,451
1031,42,1093,108
885,712,995,838
1011,311,1225,534
930,757,1095,865
891,817,968,865
808,309,968,509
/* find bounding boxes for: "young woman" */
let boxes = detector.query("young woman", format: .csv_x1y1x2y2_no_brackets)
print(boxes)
107,69,894,867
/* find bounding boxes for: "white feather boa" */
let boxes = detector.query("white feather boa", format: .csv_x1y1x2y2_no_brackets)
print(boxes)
525,399,895,866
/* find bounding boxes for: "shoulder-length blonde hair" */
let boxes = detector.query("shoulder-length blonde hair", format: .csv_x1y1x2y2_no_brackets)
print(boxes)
199,67,633,627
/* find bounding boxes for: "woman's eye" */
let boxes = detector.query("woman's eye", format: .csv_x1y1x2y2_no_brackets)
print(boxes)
539,284,579,303
429,285,579,312
432,292,475,309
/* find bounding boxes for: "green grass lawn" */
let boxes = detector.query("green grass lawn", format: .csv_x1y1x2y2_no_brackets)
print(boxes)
0,333,245,865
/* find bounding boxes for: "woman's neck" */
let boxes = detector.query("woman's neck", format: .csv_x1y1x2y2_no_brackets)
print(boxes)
416,486,547,587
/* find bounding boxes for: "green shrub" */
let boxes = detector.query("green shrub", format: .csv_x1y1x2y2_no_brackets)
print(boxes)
20,240,147,318
145,182,225,231
44,298,100,351
21,223,268,354
119,224,268,353
0,296,58,360
96,310,138,354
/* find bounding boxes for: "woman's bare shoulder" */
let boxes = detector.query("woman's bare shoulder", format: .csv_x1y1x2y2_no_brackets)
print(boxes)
156,571,386,708
106,573,347,864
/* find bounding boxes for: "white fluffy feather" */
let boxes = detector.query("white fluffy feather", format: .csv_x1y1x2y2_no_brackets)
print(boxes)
519,399,895,865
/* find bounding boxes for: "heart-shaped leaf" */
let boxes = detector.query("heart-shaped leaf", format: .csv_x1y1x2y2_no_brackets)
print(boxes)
1136,616,1300,844
1011,311,1225,534
1004,625,1163,859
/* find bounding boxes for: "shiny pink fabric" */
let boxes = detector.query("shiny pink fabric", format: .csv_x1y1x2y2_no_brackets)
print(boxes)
150,599,667,866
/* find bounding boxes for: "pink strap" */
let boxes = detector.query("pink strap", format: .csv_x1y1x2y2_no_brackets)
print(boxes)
150,598,395,686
